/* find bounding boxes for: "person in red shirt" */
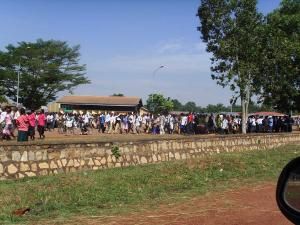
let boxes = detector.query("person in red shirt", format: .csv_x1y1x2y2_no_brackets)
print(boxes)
27,109,36,140
16,108,29,142
37,109,46,139
187,112,195,134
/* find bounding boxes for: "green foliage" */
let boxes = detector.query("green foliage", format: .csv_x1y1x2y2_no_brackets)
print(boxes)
183,101,198,112
0,145,297,224
111,145,121,159
197,0,264,133
171,99,203,112
197,0,263,96
171,99,184,111
198,0,300,115
0,95,7,103
205,104,228,113
0,39,90,109
0,86,7,103
168,97,268,113
257,0,300,113
146,94,174,114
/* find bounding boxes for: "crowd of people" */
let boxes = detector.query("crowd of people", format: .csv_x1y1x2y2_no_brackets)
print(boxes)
0,106,299,142
0,107,46,142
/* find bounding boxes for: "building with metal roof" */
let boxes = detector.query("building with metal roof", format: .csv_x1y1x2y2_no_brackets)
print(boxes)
49,95,143,113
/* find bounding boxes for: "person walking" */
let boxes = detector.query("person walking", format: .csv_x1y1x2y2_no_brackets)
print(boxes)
2,107,15,140
128,112,135,134
122,113,129,134
135,114,142,134
180,113,187,134
12,107,20,134
28,109,36,140
114,113,121,134
221,115,229,134
37,109,46,139
187,112,194,135
268,116,273,133
104,112,111,133
0,106,7,139
16,108,29,142
207,114,215,133
159,114,166,135
98,112,106,133
46,113,54,131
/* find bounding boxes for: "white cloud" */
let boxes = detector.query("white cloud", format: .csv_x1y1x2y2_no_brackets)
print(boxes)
157,40,183,54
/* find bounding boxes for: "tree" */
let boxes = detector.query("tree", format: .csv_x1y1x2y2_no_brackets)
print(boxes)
146,94,174,114
0,95,7,103
197,0,263,133
171,99,183,111
183,101,198,112
0,86,7,103
0,39,89,109
205,103,229,113
257,0,300,113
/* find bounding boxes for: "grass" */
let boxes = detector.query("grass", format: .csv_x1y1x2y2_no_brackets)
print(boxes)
0,145,299,224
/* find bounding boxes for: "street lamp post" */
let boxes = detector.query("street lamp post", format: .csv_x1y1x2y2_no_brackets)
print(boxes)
16,46,30,107
16,61,21,107
153,65,165,79
151,65,165,113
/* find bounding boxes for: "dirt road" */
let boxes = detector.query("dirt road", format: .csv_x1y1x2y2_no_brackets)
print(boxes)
49,182,292,225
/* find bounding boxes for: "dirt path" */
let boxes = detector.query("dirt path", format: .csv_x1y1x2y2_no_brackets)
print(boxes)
55,182,291,225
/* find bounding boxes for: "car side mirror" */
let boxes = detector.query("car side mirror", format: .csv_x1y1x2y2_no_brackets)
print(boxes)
277,157,300,225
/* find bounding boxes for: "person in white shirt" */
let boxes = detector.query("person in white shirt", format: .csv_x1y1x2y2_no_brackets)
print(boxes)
0,107,7,137
128,113,135,133
83,114,89,125
121,113,129,134
13,108,20,120
135,114,142,134
159,114,166,135
232,116,240,134
2,107,15,140
168,114,174,134
180,114,188,134
114,113,121,133
46,113,54,131
249,116,256,133
104,112,110,133
108,112,115,134
142,114,149,133
10,108,20,132
221,116,229,134
256,116,263,132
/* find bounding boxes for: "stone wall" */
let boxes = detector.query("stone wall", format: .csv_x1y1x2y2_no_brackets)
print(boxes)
1,133,300,180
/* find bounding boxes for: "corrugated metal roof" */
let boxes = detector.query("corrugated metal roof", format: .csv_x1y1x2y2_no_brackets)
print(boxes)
56,95,142,106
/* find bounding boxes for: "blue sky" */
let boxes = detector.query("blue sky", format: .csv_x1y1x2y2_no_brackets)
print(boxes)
0,0,281,106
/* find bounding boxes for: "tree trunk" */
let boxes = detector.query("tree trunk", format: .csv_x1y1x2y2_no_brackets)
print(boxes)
241,96,247,134
241,85,250,134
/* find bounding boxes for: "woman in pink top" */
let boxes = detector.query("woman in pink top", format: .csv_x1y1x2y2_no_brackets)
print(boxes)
16,108,29,142
37,109,46,139
27,109,36,140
